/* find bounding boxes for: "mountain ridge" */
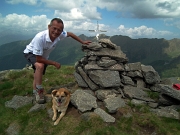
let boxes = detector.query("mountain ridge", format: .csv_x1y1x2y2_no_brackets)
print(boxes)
0,34,180,77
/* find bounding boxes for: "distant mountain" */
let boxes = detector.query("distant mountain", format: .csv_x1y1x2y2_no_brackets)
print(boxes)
0,34,180,77
0,30,34,45
110,36,172,69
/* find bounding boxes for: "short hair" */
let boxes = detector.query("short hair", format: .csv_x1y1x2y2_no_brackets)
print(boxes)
50,18,64,25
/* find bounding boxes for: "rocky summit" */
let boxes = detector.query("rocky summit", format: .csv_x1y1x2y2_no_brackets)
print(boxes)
4,38,180,135
73,38,180,120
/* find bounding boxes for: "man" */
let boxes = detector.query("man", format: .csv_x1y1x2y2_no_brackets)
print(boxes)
24,18,91,104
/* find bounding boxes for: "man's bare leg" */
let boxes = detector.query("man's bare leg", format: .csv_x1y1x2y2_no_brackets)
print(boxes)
34,62,44,86
33,62,45,104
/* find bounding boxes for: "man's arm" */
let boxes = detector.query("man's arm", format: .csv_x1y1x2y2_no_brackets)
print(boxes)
67,32,91,45
36,55,60,69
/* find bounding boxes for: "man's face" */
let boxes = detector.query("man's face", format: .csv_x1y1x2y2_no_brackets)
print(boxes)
48,20,64,41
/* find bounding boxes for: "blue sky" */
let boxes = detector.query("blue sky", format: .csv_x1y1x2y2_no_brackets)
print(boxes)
0,0,180,40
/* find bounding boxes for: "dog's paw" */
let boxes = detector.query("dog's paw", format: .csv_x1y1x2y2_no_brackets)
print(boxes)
52,116,56,121
54,121,59,126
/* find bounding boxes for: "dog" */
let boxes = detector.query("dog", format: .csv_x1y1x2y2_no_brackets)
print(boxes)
51,88,71,125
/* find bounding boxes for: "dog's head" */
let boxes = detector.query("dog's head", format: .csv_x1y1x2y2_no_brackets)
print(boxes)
51,88,70,106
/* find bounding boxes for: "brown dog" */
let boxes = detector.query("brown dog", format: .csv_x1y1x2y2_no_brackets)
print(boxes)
51,88,71,125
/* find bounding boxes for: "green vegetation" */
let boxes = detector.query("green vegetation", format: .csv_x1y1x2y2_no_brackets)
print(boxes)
161,64,180,78
1,66,180,135
147,91,159,101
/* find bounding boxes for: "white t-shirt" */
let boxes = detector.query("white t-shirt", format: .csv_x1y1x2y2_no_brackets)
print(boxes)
24,30,67,59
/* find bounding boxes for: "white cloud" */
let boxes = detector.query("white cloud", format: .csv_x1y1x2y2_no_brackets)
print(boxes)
5,0,38,5
0,13,49,34
0,12,174,39
99,0,180,19
117,25,173,38
54,6,101,21
5,0,180,19
54,8,87,21
48,0,179,19
39,0,102,21
2,0,179,39
41,0,83,11
0,12,101,37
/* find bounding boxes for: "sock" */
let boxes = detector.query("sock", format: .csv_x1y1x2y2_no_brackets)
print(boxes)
36,85,43,90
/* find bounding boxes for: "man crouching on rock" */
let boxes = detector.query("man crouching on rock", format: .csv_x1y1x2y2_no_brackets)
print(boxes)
23,18,91,104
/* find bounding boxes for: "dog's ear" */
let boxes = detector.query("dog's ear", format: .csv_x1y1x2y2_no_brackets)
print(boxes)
51,90,57,97
64,89,70,97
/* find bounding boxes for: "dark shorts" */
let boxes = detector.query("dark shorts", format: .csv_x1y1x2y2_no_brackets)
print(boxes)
24,53,48,75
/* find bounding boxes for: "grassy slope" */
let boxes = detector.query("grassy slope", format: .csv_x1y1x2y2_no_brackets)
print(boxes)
1,66,180,135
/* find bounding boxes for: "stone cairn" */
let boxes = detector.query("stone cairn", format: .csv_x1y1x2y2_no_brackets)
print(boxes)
74,38,160,90
72,38,180,121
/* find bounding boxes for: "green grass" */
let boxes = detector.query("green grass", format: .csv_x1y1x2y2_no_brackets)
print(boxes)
1,65,180,135
147,91,159,101
162,67,180,78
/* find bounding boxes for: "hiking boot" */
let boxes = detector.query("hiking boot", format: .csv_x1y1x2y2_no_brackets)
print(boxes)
34,88,46,104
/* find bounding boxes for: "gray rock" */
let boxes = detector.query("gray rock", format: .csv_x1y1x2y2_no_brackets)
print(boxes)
83,89,95,96
88,56,97,61
28,103,46,113
127,62,142,71
123,86,155,102
5,95,33,110
94,108,115,122
98,38,117,49
104,96,126,113
77,67,99,90
158,95,175,106
141,65,161,84
88,70,121,88
97,57,117,67
6,122,20,135
150,107,179,119
160,85,180,102
131,99,147,106
148,102,158,108
82,42,102,51
95,89,117,100
85,63,124,71
86,47,128,63
127,70,143,78
135,78,146,88
71,89,98,112
150,84,163,92
121,75,135,86
74,72,88,88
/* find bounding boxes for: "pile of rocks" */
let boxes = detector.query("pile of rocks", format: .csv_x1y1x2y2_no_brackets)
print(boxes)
74,38,161,91
72,38,180,120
